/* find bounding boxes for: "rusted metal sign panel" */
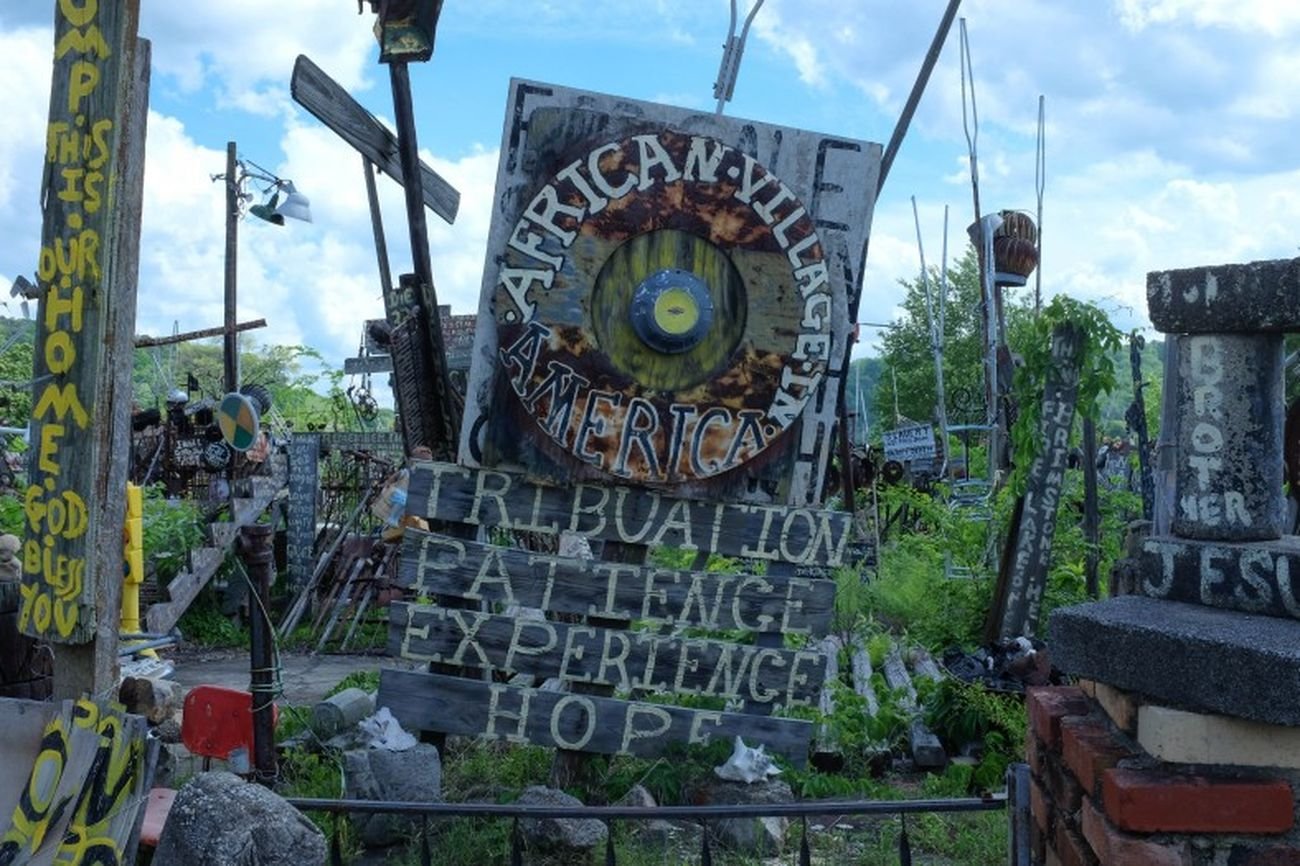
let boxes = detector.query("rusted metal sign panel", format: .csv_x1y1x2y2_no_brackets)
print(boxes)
459,80,881,504
407,460,856,567
389,602,827,707
378,668,813,765
437,305,476,370
397,528,837,635
343,355,395,376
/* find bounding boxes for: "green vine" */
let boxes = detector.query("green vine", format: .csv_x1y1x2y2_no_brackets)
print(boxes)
1009,296,1123,492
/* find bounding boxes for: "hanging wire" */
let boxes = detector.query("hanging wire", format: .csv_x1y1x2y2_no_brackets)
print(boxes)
1035,94,1047,317
713,0,767,114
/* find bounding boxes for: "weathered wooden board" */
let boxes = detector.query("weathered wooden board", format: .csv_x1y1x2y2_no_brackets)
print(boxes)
398,529,834,635
291,54,459,224
993,323,1084,641
285,433,320,590
389,602,826,706
378,668,813,765
1142,535,1300,620
21,0,144,646
407,461,855,567
459,79,881,506
0,698,153,866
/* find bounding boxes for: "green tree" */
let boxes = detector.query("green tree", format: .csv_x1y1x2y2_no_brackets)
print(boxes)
873,246,989,430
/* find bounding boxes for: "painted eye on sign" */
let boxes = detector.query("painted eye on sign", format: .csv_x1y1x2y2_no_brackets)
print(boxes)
463,81,882,501
493,129,831,486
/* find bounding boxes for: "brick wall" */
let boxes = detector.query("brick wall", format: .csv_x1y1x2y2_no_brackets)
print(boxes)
1026,686,1299,865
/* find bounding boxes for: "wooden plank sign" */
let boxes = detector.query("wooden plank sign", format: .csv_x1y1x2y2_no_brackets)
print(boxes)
389,601,827,707
992,323,1084,640
291,54,459,225
407,460,856,567
398,529,836,635
379,668,813,765
20,0,144,645
459,79,882,505
285,433,320,590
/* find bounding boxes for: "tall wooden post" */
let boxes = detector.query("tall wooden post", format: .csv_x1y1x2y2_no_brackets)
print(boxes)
223,141,240,394
24,0,149,699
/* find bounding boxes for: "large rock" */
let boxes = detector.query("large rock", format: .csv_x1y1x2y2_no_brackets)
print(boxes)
703,778,794,856
515,786,608,853
344,743,442,847
152,771,326,866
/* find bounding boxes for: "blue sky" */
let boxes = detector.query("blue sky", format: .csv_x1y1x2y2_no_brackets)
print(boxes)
2,0,1299,400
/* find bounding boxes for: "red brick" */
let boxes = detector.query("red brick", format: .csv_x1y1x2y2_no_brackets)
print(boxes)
1043,750,1083,814
1029,686,1092,749
1031,819,1048,864
1081,796,1189,866
1032,772,1053,833
1061,716,1137,797
1054,820,1098,866
1103,767,1294,834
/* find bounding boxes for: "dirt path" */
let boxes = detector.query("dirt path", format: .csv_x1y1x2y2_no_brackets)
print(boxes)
166,648,416,705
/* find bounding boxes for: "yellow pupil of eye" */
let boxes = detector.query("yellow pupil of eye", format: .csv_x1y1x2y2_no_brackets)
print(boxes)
653,288,698,335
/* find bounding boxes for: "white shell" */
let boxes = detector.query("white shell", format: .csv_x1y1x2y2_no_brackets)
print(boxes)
713,736,783,783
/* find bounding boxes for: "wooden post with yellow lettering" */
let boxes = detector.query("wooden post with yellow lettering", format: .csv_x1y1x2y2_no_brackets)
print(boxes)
21,0,149,700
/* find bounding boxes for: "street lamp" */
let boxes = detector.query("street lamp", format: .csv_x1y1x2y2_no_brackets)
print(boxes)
213,142,312,394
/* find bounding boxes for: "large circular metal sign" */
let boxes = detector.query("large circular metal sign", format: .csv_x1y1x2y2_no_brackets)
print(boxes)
492,130,830,485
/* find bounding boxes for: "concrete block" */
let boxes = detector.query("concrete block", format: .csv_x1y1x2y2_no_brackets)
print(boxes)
1137,703,1300,770
1092,682,1137,734
1049,596,1300,726
1170,333,1283,541
1147,256,1300,333
1141,535,1300,621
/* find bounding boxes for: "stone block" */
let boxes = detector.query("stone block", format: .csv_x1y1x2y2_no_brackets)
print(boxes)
1137,704,1300,770
1049,596,1300,726
1080,796,1190,866
1092,682,1137,734
1028,686,1092,749
1060,716,1137,798
1103,767,1294,834
1171,333,1283,541
1147,257,1300,333
1141,535,1300,622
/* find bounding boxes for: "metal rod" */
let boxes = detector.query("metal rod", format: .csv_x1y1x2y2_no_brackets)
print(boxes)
1034,95,1046,316
223,141,239,394
877,0,963,195
362,156,395,304
240,523,278,785
286,794,1007,819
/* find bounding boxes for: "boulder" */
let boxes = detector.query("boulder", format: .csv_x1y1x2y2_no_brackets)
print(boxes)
616,784,680,846
703,778,794,856
152,771,326,866
344,743,442,848
515,786,607,853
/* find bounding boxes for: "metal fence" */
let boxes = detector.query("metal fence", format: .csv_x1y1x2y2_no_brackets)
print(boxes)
289,763,1030,866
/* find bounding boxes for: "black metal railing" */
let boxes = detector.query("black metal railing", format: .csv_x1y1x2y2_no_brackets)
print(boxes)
290,764,1030,866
